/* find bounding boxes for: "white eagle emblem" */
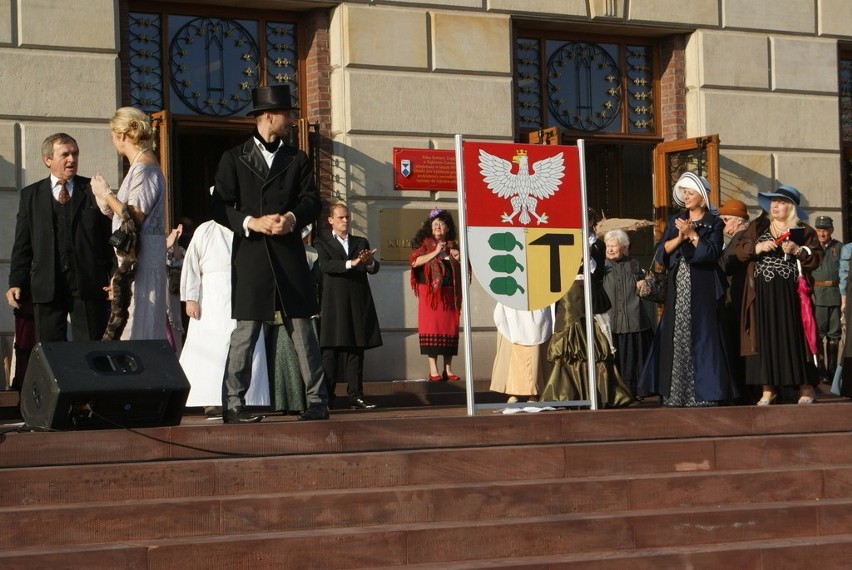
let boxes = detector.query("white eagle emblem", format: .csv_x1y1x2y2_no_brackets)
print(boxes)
478,149,565,225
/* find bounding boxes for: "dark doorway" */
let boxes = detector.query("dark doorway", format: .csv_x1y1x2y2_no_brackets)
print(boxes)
584,143,656,262
170,124,250,243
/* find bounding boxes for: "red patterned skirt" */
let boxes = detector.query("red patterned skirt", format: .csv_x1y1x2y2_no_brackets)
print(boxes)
417,283,460,356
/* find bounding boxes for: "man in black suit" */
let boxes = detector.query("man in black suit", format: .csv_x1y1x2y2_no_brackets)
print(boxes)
315,203,383,410
7,133,112,343
211,85,329,423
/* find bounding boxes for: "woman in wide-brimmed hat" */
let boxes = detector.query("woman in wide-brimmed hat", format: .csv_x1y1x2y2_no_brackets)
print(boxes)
639,172,736,407
735,184,823,404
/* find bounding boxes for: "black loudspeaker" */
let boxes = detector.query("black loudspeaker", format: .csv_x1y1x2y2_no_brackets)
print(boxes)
21,340,190,430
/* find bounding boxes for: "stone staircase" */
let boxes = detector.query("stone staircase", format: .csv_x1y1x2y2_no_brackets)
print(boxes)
1,402,852,568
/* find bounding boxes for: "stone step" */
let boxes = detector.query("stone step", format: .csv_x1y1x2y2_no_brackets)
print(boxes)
2,431,851,508
373,534,852,569
4,535,852,569
0,465,848,552
4,401,852,468
2,501,850,569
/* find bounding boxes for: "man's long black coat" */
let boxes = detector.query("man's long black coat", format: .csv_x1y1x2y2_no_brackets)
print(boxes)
314,233,383,349
211,140,320,321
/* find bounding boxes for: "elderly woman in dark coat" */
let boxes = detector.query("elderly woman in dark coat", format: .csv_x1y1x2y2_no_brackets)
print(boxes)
718,199,752,402
602,229,654,399
639,172,735,406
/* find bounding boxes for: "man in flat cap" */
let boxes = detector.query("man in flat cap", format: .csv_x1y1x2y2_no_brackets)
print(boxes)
211,84,329,422
811,216,842,383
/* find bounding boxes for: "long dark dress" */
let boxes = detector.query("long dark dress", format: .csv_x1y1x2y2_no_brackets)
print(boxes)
639,211,735,406
720,230,753,402
267,244,321,414
744,231,818,387
267,322,310,413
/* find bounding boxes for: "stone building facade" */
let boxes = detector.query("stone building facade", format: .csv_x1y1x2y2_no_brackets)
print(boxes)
2,0,851,383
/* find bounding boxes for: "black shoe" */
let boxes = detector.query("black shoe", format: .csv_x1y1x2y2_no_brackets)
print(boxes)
349,397,377,410
298,405,329,421
224,406,263,424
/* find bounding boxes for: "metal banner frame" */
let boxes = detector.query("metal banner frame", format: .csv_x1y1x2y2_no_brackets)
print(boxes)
454,135,597,416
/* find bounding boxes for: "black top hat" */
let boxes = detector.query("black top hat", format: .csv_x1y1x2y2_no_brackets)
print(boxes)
250,85,297,115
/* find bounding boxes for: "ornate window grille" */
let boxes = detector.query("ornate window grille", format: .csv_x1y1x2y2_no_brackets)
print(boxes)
129,12,163,112
129,12,299,117
515,36,656,137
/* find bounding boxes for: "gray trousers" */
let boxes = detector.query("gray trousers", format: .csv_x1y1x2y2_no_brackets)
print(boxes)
815,305,841,340
223,318,328,410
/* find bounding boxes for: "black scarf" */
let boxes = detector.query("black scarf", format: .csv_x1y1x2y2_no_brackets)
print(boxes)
253,128,281,153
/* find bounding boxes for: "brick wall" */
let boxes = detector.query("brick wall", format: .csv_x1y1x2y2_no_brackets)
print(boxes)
303,9,334,207
659,35,687,142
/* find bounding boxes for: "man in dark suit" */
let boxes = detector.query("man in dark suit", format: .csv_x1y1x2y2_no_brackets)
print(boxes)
7,133,112,344
211,85,329,423
315,203,383,410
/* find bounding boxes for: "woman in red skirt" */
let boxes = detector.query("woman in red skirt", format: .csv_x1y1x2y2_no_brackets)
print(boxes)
409,209,462,381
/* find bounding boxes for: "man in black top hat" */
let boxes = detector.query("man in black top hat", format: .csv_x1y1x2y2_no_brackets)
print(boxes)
211,84,329,422
812,215,842,382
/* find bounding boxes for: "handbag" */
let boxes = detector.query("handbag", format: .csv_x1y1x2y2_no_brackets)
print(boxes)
108,228,133,253
637,259,667,304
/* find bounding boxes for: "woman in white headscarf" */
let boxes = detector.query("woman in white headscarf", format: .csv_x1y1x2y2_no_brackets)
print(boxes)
639,172,736,406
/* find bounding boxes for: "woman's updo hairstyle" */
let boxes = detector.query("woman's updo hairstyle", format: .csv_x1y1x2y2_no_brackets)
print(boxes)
110,107,154,147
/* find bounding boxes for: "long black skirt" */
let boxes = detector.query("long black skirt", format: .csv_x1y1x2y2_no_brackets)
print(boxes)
745,274,817,387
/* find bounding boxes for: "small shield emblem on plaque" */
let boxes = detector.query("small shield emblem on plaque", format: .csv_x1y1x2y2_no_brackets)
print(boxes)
400,159,411,177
